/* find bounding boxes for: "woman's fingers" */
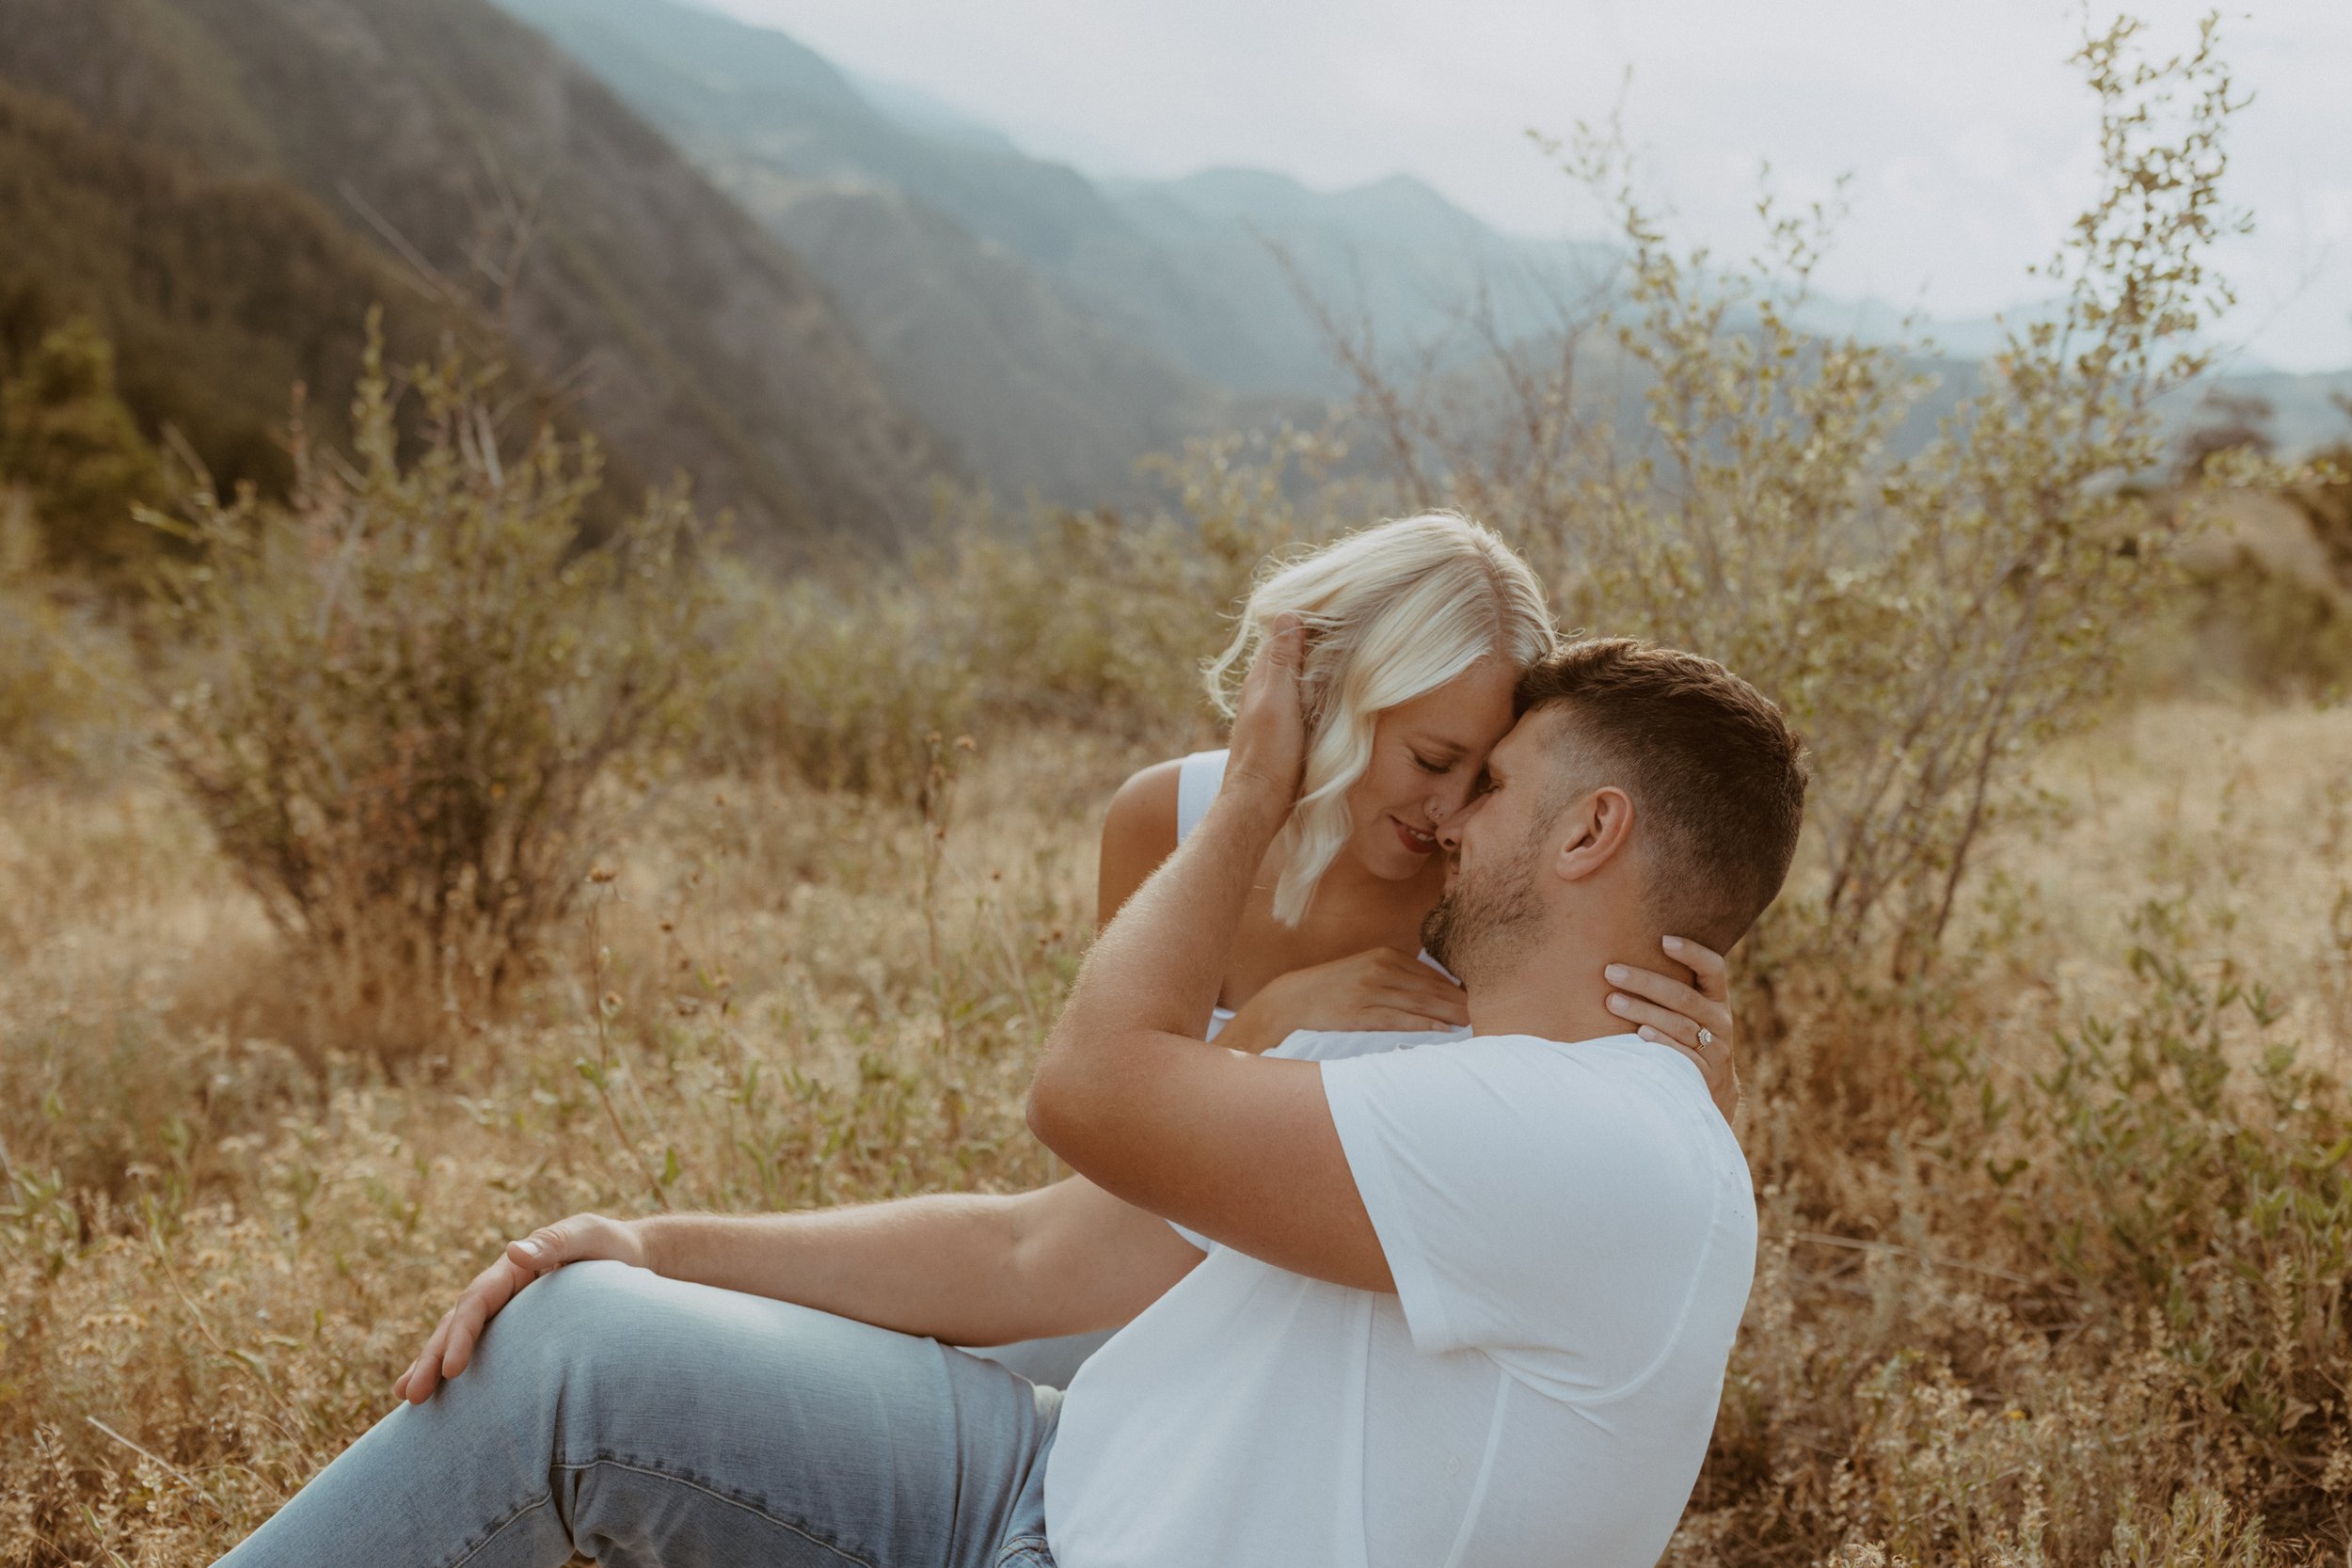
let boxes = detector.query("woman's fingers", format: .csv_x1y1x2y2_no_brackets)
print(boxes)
1605,962,1726,1037
1663,934,1729,1000
1640,1028,1718,1087
1606,989,1700,1047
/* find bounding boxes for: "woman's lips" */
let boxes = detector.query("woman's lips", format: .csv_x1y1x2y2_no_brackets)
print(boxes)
1392,816,1438,855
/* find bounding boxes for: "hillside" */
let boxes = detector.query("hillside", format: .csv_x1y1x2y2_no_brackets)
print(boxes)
490,0,1628,503
492,0,1263,503
0,0,942,555
0,82,467,502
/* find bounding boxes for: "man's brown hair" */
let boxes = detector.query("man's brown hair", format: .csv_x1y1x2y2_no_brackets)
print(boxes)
1517,638,1809,950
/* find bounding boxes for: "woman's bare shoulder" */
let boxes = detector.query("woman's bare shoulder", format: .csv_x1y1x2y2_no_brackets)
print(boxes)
1102,758,1184,859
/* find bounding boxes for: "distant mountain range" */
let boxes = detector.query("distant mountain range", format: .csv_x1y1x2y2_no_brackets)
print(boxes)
1,0,2339,560
0,0,939,555
493,0,2349,495
490,0,1624,502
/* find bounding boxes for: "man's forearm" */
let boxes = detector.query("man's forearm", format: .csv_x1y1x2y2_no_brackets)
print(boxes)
634,1195,1034,1345
1057,779,1291,1046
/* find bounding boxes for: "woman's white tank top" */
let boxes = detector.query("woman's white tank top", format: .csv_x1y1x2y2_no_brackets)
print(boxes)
1173,751,1239,1038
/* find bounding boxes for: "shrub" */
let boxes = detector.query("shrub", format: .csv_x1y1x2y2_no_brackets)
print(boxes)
1325,16,2286,984
704,433,1360,800
0,488,137,782
0,317,169,589
150,318,717,1052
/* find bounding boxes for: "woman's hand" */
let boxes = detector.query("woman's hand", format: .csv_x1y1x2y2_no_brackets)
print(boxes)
393,1212,650,1403
1603,935,1740,1126
1218,947,1470,1053
1223,613,1310,806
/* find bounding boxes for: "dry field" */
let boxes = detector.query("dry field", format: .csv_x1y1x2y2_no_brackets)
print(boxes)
0,690,2347,1565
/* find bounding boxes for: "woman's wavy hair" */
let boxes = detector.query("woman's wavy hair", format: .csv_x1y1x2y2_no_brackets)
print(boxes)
1206,512,1558,926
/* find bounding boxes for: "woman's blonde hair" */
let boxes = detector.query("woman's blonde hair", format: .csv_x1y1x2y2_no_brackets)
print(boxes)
1206,512,1558,926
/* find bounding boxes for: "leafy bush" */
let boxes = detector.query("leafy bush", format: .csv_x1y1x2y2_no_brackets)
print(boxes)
151,320,717,1051
1324,18,2282,986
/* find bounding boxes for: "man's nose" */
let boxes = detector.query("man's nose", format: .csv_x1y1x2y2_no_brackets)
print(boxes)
1435,792,1484,853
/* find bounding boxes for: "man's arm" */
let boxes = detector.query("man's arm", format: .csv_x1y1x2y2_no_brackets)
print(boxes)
1025,618,1396,1293
633,1178,1199,1343
396,1177,1199,1403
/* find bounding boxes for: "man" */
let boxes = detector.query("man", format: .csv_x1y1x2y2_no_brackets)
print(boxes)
216,630,1807,1568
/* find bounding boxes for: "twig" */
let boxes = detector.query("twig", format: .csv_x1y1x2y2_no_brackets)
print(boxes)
84,1417,225,1517
1780,1228,2034,1286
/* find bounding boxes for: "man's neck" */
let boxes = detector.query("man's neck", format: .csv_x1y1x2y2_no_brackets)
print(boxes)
1464,927,1663,1045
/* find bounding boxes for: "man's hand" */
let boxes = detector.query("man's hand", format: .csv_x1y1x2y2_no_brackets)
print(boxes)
1224,612,1309,805
393,1212,648,1403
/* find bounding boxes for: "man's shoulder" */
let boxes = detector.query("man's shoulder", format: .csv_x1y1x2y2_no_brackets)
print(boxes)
1336,1031,1747,1193
1269,1024,1469,1063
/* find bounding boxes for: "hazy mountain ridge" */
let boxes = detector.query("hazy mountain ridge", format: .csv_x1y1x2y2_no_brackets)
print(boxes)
489,0,1632,502
493,0,1263,501
0,0,942,554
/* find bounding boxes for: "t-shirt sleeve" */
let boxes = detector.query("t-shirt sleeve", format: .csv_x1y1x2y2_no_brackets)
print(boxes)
1166,1026,1461,1254
1321,1039,1729,1394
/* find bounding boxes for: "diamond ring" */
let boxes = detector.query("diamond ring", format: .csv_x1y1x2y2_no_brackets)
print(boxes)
1696,1026,1715,1050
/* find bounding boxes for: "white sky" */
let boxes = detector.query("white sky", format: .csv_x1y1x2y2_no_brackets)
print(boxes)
710,0,2352,373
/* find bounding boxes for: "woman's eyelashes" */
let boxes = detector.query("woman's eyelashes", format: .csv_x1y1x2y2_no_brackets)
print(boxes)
1409,749,1459,775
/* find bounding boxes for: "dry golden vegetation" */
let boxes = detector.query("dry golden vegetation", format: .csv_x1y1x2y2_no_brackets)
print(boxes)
0,692,2348,1565
5,13,2352,1566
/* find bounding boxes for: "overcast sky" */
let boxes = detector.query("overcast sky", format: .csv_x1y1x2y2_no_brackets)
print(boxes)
708,0,2351,373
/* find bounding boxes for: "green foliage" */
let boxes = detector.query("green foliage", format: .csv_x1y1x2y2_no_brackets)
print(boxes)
150,321,719,1051
0,80,453,503
2022,901,2349,1495
0,318,169,585
1324,17,2287,984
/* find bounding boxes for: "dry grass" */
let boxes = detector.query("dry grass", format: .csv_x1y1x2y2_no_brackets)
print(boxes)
2,696,2348,1564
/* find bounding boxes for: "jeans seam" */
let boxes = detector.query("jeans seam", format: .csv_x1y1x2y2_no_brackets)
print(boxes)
554,1454,884,1568
444,1495,553,1568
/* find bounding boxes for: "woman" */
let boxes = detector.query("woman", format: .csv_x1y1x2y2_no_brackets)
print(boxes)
970,513,1738,1384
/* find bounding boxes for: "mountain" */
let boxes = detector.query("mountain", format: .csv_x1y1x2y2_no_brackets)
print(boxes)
492,0,1267,503
489,0,1630,502
0,0,941,555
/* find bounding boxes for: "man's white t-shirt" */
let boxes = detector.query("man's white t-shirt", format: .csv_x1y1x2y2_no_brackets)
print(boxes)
1043,1028,1756,1568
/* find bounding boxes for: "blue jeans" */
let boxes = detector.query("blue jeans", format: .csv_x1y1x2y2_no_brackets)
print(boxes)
215,1261,1061,1568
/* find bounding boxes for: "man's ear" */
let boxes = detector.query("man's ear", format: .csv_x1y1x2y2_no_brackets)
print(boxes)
1552,785,1636,884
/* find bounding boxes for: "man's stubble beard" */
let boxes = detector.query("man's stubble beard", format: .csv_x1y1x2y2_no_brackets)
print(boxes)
1420,819,1549,990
